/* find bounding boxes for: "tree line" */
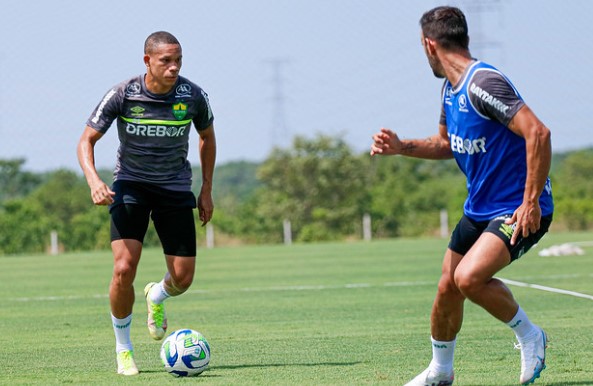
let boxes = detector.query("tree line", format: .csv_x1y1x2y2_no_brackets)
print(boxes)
0,135,591,255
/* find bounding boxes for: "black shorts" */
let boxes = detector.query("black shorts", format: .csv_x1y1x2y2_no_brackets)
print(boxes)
448,214,553,262
109,180,197,257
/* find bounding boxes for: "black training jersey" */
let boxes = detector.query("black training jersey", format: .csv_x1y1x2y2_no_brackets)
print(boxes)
87,75,214,191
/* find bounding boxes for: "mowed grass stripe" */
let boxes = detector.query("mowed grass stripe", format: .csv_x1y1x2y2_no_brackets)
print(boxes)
1,232,592,385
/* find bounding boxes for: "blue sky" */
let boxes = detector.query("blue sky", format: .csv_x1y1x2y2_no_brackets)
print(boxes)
2,0,592,171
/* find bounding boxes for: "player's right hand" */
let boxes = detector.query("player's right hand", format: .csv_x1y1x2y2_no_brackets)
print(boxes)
370,127,402,156
90,181,115,206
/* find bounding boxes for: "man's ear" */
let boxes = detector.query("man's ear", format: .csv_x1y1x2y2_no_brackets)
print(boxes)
425,38,438,55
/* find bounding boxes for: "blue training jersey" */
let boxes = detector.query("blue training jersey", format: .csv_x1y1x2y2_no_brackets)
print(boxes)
441,61,554,221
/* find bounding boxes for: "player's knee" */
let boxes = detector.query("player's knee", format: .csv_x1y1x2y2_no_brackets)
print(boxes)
168,273,194,295
437,274,462,298
112,261,137,287
454,270,481,299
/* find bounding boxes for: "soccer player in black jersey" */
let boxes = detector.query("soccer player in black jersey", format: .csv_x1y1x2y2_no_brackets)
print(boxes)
77,31,216,375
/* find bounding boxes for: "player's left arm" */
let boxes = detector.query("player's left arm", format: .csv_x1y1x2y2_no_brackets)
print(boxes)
197,124,216,226
506,105,552,245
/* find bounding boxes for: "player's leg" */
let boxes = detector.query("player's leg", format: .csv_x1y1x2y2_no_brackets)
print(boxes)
111,239,143,318
405,215,482,386
145,206,196,340
432,248,466,341
110,203,151,375
404,249,462,386
163,254,196,295
453,215,552,384
454,214,552,320
452,232,516,321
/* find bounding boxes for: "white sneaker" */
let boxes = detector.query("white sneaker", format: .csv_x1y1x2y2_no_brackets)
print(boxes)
404,368,454,386
518,327,548,385
116,350,139,376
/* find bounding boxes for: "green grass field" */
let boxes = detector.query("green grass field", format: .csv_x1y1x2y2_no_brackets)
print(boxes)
1,231,593,385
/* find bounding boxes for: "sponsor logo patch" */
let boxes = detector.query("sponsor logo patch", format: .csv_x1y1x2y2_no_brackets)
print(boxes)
91,89,117,124
125,123,187,137
499,223,514,239
126,82,141,97
449,134,487,155
201,90,213,120
458,94,468,112
470,82,510,114
130,106,145,117
176,83,192,98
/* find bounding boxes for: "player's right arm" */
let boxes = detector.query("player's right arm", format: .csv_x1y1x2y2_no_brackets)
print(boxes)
77,126,115,205
370,124,452,159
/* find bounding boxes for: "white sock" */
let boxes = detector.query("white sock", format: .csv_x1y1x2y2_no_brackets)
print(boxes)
429,337,455,373
149,280,171,304
111,314,133,353
507,306,537,343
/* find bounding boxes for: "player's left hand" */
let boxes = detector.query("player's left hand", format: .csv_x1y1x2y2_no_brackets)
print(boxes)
505,201,542,246
197,190,214,226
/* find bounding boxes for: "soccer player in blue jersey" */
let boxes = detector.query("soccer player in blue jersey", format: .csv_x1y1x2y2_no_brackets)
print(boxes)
77,31,216,375
371,6,553,386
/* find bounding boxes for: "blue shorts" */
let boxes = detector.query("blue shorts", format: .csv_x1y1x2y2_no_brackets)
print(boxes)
449,214,553,262
109,180,197,257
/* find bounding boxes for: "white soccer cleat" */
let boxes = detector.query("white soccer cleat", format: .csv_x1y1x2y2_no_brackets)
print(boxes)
518,327,548,385
116,350,139,376
404,367,454,386
144,282,168,340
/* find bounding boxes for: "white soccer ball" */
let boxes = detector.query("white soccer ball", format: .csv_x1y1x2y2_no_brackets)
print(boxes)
160,329,211,377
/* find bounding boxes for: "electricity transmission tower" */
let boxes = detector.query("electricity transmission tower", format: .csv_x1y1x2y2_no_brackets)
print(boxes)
265,58,291,149
462,0,504,63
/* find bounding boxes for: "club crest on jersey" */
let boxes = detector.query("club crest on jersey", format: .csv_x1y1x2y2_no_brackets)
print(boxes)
172,102,188,120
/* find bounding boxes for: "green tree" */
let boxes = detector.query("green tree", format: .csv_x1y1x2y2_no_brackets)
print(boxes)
0,169,106,253
0,198,51,254
241,134,370,242
198,161,262,238
368,156,465,237
552,149,593,230
0,158,43,202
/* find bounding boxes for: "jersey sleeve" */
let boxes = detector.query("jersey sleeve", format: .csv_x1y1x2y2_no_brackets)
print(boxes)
439,105,447,126
467,70,524,126
439,81,447,125
86,86,123,133
193,89,214,131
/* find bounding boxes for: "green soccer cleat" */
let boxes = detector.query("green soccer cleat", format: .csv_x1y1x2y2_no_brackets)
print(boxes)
116,350,139,376
144,282,168,340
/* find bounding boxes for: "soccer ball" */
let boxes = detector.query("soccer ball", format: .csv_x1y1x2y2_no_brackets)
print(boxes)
160,329,211,377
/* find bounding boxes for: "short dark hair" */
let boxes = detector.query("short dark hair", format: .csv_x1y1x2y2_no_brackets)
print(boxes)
420,6,469,50
144,31,180,54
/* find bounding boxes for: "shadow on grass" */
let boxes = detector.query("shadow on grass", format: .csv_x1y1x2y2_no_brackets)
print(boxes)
545,383,593,386
481,382,593,386
212,361,362,370
138,361,361,377
138,361,361,378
